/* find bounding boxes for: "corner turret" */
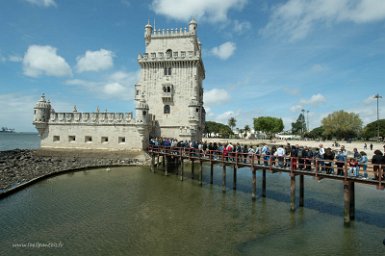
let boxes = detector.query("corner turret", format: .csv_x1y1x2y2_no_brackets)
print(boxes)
33,94,51,136
189,18,197,35
135,93,149,124
145,21,153,46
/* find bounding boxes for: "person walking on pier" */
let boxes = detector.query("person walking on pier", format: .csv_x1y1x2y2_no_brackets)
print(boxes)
318,144,325,172
336,145,347,176
275,145,285,168
359,151,368,179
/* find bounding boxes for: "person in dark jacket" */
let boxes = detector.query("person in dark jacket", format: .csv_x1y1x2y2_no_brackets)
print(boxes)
371,150,383,180
323,147,335,174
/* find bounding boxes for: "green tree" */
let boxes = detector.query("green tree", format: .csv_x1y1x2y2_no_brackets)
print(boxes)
321,110,363,140
362,119,385,140
291,113,306,135
228,117,237,131
253,116,284,139
205,121,233,138
306,126,325,139
244,124,251,138
228,117,237,138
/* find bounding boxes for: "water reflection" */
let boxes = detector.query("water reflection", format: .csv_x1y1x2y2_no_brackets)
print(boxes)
0,165,384,255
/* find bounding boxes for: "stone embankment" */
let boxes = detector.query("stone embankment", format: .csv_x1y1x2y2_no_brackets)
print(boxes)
0,149,148,198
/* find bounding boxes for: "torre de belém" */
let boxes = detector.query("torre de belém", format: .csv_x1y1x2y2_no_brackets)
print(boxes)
33,19,206,150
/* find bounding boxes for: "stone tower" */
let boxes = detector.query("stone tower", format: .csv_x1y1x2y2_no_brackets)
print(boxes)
136,19,205,142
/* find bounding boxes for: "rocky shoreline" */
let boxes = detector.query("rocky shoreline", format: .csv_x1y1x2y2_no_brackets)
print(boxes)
0,148,149,198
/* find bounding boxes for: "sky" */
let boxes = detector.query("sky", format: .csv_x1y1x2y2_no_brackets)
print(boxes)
1,0,385,132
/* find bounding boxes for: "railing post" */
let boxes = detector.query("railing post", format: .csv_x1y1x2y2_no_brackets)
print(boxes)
199,160,203,186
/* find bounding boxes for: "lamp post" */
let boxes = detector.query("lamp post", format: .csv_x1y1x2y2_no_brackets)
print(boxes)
374,93,382,140
306,110,309,132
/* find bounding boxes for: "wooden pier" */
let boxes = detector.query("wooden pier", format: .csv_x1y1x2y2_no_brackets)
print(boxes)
148,146,384,224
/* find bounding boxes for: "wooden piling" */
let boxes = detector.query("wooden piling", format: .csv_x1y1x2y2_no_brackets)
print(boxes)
222,164,226,193
290,174,296,211
180,158,184,181
252,167,256,201
350,181,355,220
150,154,155,173
233,165,237,190
344,181,351,224
156,154,160,168
199,160,203,186
164,156,168,176
262,169,266,198
191,160,195,179
299,174,304,207
210,162,214,184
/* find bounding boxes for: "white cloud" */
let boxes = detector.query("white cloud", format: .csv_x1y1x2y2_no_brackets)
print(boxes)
151,0,247,23
25,0,57,7
215,111,236,123
204,88,230,106
262,0,385,41
210,42,236,60
311,64,328,73
233,20,251,34
290,104,303,112
76,49,114,73
23,45,72,77
300,93,326,106
65,71,139,101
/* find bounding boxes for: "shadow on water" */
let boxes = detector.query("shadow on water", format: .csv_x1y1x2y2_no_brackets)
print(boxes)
157,163,385,229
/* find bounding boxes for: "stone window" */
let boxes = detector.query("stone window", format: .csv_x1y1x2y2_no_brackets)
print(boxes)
118,137,126,144
164,105,170,114
166,49,172,58
101,137,108,143
164,67,171,76
53,136,60,142
85,136,92,143
68,136,76,142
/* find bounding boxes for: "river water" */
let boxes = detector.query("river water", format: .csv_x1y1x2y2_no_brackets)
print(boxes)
1,134,385,255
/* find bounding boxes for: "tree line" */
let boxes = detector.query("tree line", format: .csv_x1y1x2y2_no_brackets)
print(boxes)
204,110,385,141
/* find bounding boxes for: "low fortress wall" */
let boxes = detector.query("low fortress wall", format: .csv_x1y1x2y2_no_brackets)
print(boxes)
0,149,149,199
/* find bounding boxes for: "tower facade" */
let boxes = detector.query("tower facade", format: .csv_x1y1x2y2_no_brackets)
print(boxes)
136,19,205,142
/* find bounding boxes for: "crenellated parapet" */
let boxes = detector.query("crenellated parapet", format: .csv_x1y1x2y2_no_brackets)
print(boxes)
49,112,134,125
137,50,200,63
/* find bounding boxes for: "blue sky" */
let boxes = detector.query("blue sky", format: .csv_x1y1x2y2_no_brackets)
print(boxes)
1,0,385,132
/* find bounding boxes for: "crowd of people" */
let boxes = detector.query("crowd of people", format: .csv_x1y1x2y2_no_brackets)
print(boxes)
149,137,385,180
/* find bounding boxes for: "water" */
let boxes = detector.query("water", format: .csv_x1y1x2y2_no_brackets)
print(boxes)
1,164,385,255
1,136,385,255
0,133,40,150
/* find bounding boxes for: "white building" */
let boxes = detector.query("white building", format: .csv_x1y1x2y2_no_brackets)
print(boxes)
33,20,205,150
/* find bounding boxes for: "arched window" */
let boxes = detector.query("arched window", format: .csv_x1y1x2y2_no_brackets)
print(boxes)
166,49,172,58
164,105,170,114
